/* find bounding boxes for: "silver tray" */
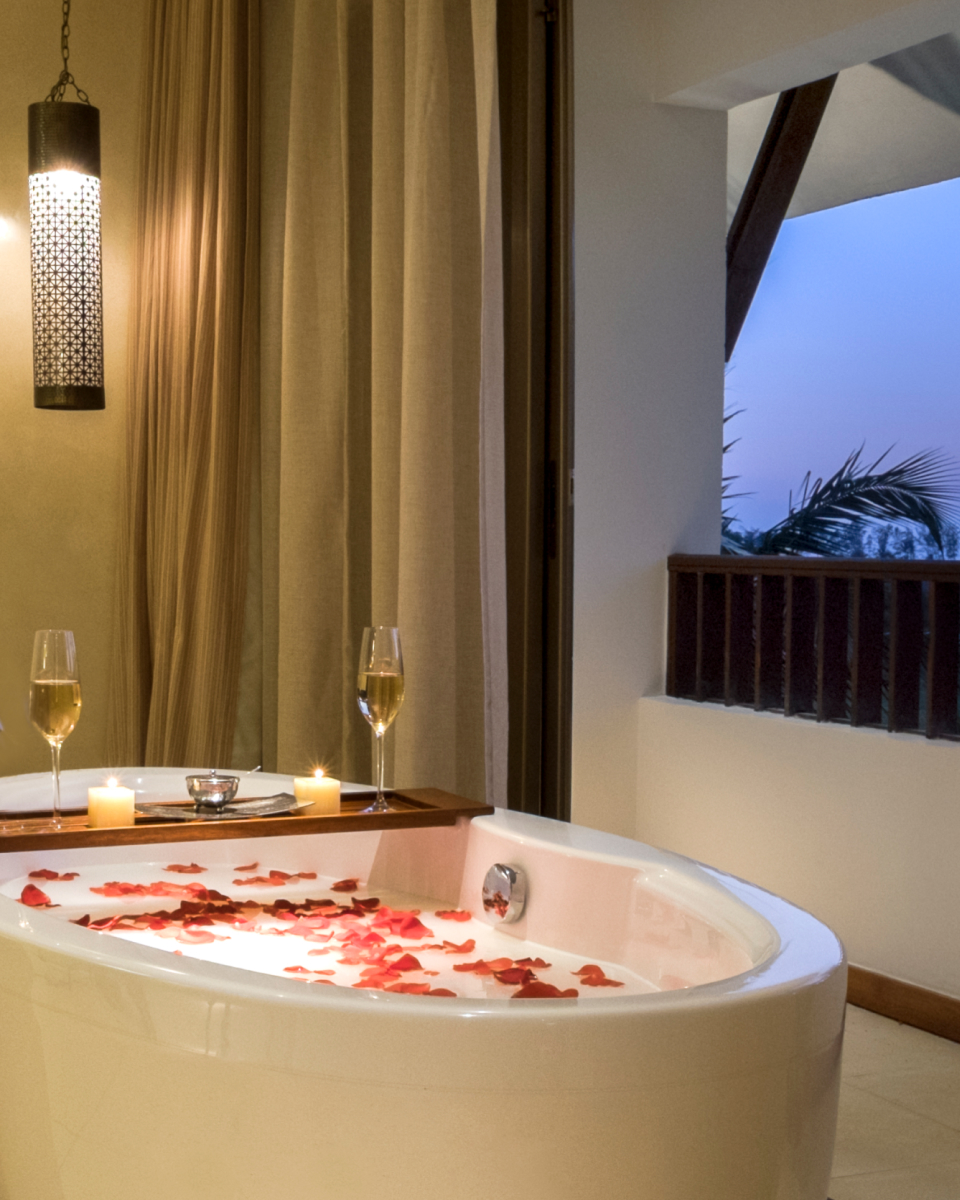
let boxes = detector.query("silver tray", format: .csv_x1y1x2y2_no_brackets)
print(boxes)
134,793,299,822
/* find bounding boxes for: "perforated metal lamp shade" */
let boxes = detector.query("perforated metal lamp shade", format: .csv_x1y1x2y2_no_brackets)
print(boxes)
28,101,105,410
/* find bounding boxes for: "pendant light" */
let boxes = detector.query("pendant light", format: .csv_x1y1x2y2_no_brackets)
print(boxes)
28,0,104,410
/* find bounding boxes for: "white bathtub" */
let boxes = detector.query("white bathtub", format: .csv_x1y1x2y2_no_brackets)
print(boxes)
0,768,845,1200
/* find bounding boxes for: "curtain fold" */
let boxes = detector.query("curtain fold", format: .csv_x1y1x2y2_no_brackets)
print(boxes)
108,0,260,767
252,0,506,803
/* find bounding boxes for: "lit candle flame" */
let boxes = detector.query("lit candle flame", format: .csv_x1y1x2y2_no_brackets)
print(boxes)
314,768,324,779
107,777,118,788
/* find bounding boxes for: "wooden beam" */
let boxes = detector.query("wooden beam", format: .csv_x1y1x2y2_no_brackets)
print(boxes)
725,75,837,361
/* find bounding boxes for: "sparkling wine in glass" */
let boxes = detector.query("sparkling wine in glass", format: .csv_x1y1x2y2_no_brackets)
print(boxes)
30,630,82,831
356,627,404,814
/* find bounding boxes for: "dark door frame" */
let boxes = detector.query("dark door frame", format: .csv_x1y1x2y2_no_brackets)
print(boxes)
497,0,574,821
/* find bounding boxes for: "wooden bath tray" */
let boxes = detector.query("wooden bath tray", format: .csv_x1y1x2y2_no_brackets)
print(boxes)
0,789,493,854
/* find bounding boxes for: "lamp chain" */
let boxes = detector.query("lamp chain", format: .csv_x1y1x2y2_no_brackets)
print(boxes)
45,0,91,104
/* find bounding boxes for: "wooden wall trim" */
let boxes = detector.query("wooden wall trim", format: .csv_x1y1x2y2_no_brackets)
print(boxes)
848,965,960,1045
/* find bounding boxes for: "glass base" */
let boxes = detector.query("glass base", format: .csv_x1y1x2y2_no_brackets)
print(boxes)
361,796,392,814
33,819,64,833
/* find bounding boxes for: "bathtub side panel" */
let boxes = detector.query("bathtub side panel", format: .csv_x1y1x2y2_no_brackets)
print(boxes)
0,934,845,1200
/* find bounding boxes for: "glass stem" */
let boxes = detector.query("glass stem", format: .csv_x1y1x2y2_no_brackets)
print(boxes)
374,729,388,811
50,740,62,830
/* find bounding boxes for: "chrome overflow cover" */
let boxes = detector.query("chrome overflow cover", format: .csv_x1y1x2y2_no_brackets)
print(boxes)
482,863,526,923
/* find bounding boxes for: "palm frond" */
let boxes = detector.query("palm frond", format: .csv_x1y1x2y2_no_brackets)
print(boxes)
751,447,960,556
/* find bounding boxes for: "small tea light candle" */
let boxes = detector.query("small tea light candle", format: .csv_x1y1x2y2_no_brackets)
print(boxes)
294,769,340,815
87,778,135,828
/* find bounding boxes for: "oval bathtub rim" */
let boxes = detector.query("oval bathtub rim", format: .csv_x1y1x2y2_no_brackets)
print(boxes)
466,809,784,965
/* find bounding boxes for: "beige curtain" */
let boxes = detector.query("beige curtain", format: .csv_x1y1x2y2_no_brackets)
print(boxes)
108,0,259,766
247,0,507,803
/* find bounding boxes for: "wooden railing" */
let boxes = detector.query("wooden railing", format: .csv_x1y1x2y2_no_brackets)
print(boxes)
667,555,960,738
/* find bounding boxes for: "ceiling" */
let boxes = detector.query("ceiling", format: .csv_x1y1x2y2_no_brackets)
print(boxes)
727,33,960,226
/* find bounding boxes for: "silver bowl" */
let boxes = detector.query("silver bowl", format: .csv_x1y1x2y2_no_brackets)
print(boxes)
185,771,240,810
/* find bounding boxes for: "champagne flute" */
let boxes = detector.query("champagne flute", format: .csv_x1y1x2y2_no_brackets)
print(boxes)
356,627,404,814
30,630,82,831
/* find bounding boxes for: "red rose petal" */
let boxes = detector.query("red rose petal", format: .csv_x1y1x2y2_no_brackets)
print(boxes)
177,928,227,945
573,964,625,988
442,939,476,954
283,965,312,973
493,967,536,985
20,884,56,908
385,981,432,995
331,878,359,893
453,959,493,975
435,909,472,922
427,988,458,997
234,861,259,872
515,957,551,969
89,915,121,931
164,863,207,874
511,982,579,999
29,869,77,881
388,953,423,973
353,971,402,989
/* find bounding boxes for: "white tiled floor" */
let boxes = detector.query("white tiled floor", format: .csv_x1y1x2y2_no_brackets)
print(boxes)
830,1005,960,1199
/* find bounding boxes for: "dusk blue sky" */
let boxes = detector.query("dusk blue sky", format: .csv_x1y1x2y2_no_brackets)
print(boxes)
725,174,960,534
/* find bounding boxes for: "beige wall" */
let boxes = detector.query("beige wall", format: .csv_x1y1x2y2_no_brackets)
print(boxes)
637,698,960,999
0,0,142,777
570,0,726,837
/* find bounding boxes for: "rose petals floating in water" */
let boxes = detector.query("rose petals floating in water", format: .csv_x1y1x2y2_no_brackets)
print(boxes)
573,964,625,988
370,906,434,940
90,880,227,900
28,869,78,881
20,884,57,907
234,862,258,872
65,873,628,1002
232,870,317,887
511,982,579,999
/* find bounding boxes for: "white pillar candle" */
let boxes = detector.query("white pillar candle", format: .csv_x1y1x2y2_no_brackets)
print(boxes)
87,779,136,828
294,769,340,815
